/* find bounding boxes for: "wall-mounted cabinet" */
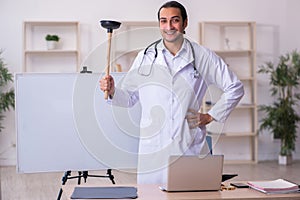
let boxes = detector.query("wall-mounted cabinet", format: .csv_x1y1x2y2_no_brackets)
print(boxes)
23,21,80,72
200,21,257,163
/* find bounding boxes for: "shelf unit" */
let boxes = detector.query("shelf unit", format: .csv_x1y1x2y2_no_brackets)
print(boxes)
112,21,160,72
23,21,80,72
199,21,257,163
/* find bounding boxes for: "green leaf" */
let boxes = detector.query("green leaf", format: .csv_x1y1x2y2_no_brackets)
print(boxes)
0,50,15,132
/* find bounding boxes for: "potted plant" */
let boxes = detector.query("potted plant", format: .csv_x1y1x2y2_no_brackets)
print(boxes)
258,50,300,165
0,51,15,132
45,34,60,50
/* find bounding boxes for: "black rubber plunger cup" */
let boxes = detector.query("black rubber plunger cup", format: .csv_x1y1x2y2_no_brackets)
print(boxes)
100,20,121,99
100,20,121,33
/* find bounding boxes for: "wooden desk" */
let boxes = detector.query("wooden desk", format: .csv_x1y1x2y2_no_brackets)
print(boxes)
63,184,300,200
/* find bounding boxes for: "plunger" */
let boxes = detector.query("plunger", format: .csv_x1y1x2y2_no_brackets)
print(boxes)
100,20,121,99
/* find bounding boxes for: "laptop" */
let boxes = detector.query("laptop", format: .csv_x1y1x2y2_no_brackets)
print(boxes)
160,155,224,192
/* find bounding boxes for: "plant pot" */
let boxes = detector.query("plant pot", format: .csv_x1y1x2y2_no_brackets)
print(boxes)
46,41,58,50
278,154,292,165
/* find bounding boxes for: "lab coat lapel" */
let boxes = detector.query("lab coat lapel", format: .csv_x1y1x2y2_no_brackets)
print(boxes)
174,39,194,74
155,50,168,70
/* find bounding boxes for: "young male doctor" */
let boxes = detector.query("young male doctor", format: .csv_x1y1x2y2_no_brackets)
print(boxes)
100,1,244,184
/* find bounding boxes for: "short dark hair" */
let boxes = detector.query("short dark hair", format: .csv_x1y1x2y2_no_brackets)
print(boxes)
157,1,188,22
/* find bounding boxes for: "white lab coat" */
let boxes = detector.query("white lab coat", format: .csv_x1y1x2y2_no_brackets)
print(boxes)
111,39,244,184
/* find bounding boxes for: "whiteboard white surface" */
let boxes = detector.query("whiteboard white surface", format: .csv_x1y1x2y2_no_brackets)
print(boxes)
15,73,140,173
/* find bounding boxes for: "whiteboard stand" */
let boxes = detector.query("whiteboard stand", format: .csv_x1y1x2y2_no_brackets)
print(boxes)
57,170,115,200
56,68,116,200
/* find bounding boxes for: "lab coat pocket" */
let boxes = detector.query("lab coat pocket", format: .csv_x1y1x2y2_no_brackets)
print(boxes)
170,120,196,154
138,130,161,154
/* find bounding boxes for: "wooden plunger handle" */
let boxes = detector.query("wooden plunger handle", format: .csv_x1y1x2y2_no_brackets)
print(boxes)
104,32,112,100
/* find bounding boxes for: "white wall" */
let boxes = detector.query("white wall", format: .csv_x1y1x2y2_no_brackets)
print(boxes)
1,0,300,165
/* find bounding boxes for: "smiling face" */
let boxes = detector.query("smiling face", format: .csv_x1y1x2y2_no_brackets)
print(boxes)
159,7,187,45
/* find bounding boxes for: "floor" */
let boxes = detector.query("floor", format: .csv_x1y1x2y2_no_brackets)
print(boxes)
1,160,300,200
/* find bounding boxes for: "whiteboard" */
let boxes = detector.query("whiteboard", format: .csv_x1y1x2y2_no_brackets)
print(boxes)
15,73,140,173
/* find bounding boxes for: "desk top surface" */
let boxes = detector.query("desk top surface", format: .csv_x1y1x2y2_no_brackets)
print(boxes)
63,183,300,200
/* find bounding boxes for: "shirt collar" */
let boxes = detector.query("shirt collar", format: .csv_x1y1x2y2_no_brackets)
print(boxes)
160,39,193,64
157,39,188,57
156,38,194,73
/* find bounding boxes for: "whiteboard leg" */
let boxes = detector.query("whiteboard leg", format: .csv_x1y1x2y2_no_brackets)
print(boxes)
56,169,115,200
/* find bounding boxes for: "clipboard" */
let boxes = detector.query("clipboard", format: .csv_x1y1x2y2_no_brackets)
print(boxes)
71,186,138,199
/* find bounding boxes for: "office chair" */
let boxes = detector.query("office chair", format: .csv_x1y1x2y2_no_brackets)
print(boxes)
206,135,213,154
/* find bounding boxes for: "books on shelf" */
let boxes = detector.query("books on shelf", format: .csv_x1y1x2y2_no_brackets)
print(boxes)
247,179,300,194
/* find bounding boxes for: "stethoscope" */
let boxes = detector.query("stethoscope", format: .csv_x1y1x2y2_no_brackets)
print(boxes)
137,38,200,79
